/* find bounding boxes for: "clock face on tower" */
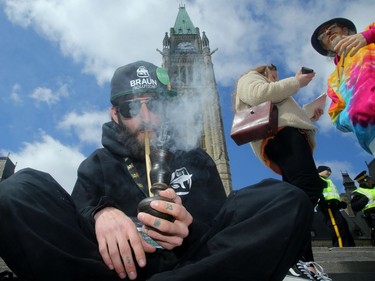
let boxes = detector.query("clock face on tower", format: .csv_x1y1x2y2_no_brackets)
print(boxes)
176,42,195,52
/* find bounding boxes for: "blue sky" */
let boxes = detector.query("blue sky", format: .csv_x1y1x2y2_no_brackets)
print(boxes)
0,0,373,194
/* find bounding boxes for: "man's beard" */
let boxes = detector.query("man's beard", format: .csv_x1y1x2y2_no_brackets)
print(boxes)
118,125,146,161
117,122,158,161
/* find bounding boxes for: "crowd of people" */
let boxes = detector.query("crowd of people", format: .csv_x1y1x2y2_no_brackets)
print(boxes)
0,16,374,281
232,16,375,281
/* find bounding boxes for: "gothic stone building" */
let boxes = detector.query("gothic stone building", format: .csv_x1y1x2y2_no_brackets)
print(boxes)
158,5,232,194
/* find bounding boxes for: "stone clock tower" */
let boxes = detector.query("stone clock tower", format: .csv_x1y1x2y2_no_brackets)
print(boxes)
157,5,232,194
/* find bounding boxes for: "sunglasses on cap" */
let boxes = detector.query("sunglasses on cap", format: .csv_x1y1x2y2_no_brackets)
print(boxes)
116,97,162,118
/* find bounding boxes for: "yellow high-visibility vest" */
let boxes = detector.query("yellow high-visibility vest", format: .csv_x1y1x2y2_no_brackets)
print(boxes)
353,187,375,211
321,177,340,201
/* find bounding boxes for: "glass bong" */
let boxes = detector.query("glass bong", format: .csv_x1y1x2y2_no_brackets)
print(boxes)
137,123,175,222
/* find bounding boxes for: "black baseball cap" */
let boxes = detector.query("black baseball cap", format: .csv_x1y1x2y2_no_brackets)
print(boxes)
110,61,177,105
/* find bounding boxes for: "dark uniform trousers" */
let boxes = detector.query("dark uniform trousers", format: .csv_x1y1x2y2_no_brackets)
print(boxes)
0,168,312,281
363,210,375,246
319,201,355,247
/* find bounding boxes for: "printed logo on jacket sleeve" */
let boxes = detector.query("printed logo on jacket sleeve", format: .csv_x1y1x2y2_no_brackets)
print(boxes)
170,167,192,195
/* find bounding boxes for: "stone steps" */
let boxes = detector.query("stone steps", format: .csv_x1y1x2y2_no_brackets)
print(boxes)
312,246,375,281
329,273,375,281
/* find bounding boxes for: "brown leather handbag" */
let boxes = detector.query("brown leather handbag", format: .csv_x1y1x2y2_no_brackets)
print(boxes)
231,100,278,145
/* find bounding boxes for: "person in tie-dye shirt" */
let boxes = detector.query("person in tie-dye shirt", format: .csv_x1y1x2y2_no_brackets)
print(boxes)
311,18,375,156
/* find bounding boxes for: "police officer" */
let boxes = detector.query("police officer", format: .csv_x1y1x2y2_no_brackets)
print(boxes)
318,166,355,247
351,171,375,246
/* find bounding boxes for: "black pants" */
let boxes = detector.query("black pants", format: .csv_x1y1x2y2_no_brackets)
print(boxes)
265,127,326,261
363,211,375,246
0,168,312,281
320,205,355,247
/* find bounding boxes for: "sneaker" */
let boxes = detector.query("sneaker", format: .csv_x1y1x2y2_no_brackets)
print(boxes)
283,260,315,280
306,262,332,281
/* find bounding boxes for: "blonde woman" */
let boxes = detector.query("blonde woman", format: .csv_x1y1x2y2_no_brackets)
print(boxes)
234,64,331,281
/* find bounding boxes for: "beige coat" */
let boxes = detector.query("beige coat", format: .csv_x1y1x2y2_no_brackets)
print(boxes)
234,70,317,174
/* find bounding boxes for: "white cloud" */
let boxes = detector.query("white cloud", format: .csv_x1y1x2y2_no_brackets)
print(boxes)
29,83,69,105
10,83,22,104
3,0,181,84
3,0,372,91
3,132,85,194
29,87,58,104
58,110,110,146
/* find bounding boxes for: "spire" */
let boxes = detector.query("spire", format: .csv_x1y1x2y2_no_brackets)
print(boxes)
173,5,197,34
341,171,354,185
163,32,170,48
202,31,209,47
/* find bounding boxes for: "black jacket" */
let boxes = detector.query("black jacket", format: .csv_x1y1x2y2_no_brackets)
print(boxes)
71,121,227,251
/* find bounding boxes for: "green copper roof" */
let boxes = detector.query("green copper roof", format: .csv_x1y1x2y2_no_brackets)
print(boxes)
173,6,197,34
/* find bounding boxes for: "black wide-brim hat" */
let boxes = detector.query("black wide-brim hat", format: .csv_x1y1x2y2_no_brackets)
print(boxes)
311,18,357,57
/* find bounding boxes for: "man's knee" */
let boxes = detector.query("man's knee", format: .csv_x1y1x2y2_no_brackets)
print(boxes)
274,181,313,217
235,179,313,218
240,178,311,205
0,168,65,206
0,168,34,203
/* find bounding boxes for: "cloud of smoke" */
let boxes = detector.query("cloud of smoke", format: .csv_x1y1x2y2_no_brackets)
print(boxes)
152,62,215,153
